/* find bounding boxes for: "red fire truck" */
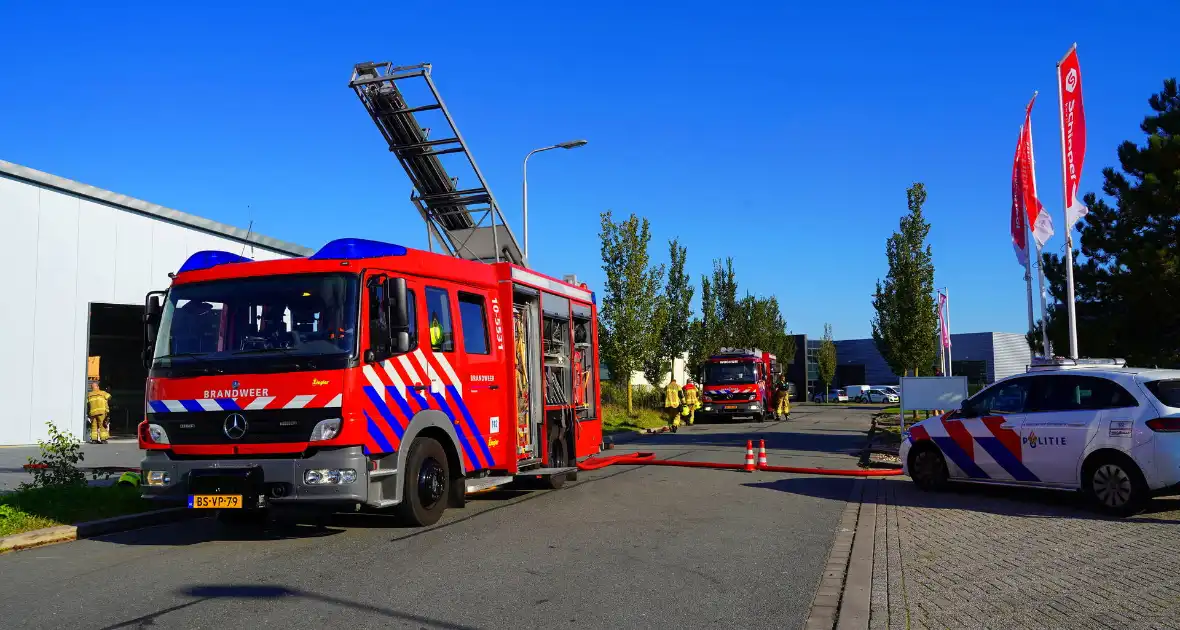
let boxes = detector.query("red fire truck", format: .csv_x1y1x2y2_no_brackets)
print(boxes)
139,241,601,526
697,348,780,423
137,61,601,526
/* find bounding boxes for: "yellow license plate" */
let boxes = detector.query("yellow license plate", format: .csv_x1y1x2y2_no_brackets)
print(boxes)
188,494,242,509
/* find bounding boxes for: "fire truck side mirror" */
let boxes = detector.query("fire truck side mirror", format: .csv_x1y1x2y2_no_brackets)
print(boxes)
389,277,411,354
142,292,164,369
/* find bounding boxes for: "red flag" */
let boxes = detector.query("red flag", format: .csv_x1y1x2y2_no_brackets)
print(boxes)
1058,46,1088,229
1015,94,1052,248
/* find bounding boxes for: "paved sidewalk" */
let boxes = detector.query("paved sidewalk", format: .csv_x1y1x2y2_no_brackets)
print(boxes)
866,478,1180,629
0,439,141,491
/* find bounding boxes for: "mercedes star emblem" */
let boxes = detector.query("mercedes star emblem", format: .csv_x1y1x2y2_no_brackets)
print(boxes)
223,413,248,440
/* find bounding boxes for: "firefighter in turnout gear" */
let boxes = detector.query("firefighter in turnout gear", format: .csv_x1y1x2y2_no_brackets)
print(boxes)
664,378,683,431
681,380,700,426
775,376,791,420
87,381,112,444
429,312,443,350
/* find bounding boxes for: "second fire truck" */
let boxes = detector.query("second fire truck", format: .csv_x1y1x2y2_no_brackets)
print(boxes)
697,348,780,423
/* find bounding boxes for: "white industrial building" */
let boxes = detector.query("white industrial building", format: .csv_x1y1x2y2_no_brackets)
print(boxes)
0,160,311,446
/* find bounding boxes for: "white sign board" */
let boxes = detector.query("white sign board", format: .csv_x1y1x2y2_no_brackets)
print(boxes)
899,376,968,412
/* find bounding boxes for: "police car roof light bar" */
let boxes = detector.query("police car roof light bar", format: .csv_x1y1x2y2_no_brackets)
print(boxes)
1028,356,1127,371
178,250,254,274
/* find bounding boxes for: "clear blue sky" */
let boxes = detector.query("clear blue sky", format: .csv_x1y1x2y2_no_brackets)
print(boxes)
2,1,1175,340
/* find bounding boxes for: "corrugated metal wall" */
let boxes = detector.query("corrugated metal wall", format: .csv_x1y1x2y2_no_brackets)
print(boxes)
991,332,1032,381
829,331,1032,389
0,172,303,445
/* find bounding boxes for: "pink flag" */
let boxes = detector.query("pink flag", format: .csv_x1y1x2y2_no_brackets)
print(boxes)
938,292,951,349
1010,129,1029,266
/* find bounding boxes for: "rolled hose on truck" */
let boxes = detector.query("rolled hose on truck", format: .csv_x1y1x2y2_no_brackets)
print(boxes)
577,451,904,477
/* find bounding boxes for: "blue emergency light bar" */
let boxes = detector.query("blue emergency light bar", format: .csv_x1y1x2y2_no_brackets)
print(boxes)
178,250,253,273
310,238,407,260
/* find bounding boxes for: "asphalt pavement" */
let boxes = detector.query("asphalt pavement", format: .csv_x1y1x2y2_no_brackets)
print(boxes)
0,405,877,630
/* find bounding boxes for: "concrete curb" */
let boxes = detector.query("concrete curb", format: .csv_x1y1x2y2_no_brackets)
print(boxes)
0,507,200,554
804,478,867,630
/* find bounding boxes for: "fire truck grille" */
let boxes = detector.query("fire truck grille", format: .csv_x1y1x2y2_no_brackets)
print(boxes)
148,408,338,445
709,392,754,402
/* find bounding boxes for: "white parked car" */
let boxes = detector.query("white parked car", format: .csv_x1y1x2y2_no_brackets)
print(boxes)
900,359,1180,515
858,388,899,404
813,389,848,403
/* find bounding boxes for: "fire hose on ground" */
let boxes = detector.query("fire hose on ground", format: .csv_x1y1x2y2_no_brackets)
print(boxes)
578,440,904,477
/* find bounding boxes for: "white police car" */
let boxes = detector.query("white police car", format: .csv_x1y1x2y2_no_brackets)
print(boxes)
900,358,1180,515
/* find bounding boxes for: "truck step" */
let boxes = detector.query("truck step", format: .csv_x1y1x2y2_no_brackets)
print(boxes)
515,467,577,479
465,476,514,494
369,469,398,479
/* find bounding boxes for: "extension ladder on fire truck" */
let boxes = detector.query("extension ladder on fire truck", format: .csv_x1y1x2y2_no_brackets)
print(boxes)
349,62,524,265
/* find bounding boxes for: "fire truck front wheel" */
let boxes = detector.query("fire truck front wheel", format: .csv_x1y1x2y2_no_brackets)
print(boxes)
396,436,451,527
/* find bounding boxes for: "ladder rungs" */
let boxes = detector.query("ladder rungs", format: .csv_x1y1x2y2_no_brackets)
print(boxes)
350,69,428,87
376,103,442,117
415,147,465,157
387,137,460,152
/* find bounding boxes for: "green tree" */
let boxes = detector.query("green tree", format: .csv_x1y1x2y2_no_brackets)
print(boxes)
687,274,717,377
645,238,694,385
780,329,797,365
871,182,939,377
599,211,665,413
712,258,740,347
817,323,837,397
1041,78,1180,367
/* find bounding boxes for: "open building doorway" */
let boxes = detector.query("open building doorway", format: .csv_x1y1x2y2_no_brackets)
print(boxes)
86,303,147,438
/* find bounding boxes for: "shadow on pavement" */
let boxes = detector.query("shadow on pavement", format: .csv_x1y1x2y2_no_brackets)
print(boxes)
91,516,354,547
97,584,481,630
745,475,1180,523
632,428,869,455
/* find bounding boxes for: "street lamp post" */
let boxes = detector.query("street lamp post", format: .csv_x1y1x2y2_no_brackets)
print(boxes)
522,139,587,267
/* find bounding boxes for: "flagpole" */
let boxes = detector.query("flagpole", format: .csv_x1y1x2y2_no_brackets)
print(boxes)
1027,100,1052,358
1058,43,1080,359
939,306,946,375
1024,226,1036,361
945,288,953,377
1019,112,1037,361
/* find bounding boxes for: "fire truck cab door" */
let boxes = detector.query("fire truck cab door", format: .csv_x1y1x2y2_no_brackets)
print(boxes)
452,287,505,471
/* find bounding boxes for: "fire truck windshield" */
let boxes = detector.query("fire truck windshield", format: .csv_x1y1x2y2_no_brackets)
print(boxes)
703,361,757,385
152,273,360,371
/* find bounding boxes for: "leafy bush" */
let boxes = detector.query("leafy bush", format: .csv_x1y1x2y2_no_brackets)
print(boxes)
20,422,86,490
601,382,664,411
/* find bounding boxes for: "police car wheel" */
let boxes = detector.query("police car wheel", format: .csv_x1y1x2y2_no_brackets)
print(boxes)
1085,455,1147,516
909,445,948,491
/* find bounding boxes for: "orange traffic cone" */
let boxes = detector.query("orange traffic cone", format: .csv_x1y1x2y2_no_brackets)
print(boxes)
744,440,755,472
758,439,768,469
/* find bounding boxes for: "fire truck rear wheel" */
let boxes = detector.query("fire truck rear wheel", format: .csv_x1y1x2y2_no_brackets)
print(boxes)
396,436,450,527
545,425,569,490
